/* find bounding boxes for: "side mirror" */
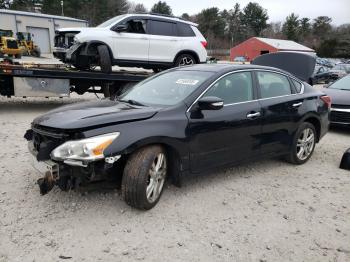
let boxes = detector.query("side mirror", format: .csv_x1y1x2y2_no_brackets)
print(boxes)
114,24,127,32
197,96,224,110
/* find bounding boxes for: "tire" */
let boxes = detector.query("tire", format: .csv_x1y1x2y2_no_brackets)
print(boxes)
32,47,41,57
97,45,112,73
286,122,316,165
122,145,167,210
102,83,111,98
15,53,22,59
174,53,196,67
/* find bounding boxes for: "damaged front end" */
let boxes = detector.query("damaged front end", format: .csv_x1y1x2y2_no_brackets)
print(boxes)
53,30,80,62
24,126,123,195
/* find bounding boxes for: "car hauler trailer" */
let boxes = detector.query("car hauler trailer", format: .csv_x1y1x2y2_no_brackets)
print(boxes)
0,63,150,98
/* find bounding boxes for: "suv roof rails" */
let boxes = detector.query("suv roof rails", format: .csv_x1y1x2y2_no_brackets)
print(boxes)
130,12,197,26
149,13,181,19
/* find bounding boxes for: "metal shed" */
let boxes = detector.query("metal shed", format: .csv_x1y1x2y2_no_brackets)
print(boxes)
230,37,315,62
0,9,88,54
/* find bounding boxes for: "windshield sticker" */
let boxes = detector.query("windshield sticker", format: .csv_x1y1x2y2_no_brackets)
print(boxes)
176,79,199,85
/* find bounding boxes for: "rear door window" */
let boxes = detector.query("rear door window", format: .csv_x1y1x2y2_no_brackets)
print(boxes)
256,71,292,98
177,23,195,37
149,20,176,36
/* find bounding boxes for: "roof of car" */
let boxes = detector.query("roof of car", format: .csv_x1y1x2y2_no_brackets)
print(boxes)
176,63,291,74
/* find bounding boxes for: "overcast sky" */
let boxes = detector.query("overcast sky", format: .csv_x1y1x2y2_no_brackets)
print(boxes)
139,0,350,25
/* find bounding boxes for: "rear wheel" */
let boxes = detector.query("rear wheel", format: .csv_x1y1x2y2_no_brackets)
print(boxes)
174,53,196,67
286,122,316,165
97,45,112,73
122,145,167,210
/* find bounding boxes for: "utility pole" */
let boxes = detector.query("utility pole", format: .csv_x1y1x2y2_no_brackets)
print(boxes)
61,0,64,16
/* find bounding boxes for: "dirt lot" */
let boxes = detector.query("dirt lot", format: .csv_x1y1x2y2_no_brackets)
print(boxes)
0,94,349,262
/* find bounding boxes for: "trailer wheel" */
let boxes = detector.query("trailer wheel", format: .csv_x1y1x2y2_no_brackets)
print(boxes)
102,83,111,98
97,45,112,73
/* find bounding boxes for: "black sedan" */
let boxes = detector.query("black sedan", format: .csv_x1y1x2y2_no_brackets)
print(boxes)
25,64,330,210
322,74,350,125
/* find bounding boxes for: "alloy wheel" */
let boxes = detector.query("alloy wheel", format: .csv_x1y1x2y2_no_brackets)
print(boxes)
146,153,167,203
296,128,315,161
179,56,194,66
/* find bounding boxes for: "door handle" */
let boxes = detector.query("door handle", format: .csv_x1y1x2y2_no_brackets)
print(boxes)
247,112,261,119
292,102,303,107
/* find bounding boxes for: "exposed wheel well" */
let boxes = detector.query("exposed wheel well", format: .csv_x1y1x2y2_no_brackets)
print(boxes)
83,42,114,61
174,50,200,64
304,117,321,142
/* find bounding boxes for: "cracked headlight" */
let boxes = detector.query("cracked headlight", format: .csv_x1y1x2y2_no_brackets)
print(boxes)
51,132,120,162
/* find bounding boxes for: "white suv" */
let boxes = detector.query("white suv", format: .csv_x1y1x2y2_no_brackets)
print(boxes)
53,14,208,72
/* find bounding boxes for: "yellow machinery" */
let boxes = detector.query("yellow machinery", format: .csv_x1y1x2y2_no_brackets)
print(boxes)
16,32,41,57
0,29,23,58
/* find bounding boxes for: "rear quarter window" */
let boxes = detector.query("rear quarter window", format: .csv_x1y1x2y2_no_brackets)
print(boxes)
177,23,195,37
291,79,303,93
150,20,176,36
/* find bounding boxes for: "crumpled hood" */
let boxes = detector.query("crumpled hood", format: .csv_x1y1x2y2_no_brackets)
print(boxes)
33,100,159,130
321,88,350,106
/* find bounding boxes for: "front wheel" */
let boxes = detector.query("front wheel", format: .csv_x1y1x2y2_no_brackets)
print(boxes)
174,54,196,67
97,45,112,73
121,145,167,210
286,122,316,165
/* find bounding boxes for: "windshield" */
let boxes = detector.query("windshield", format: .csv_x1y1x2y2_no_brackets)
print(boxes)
97,15,127,28
329,75,350,90
119,70,214,106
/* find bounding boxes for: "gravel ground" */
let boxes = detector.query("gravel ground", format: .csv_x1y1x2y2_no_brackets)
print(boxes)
0,94,349,262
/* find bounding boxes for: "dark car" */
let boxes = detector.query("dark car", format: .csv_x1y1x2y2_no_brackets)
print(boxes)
322,74,350,125
25,63,330,210
310,65,338,85
329,63,350,79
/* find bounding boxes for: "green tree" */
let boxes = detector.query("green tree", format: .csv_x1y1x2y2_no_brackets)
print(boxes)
151,1,172,15
181,13,190,20
41,0,61,15
313,16,332,38
241,2,269,36
133,3,147,13
10,0,35,11
195,7,226,48
282,13,300,41
223,3,244,45
299,17,311,37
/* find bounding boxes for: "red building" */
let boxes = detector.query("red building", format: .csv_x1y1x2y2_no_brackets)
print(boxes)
230,37,315,62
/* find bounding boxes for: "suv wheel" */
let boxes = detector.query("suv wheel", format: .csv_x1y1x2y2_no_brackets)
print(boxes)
122,145,167,210
286,122,316,165
97,45,112,73
175,54,196,67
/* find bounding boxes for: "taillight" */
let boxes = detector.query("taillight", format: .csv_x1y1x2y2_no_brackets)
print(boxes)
320,95,331,109
201,41,207,48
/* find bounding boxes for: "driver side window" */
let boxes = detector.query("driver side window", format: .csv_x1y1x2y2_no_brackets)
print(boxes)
122,19,147,34
203,72,254,105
